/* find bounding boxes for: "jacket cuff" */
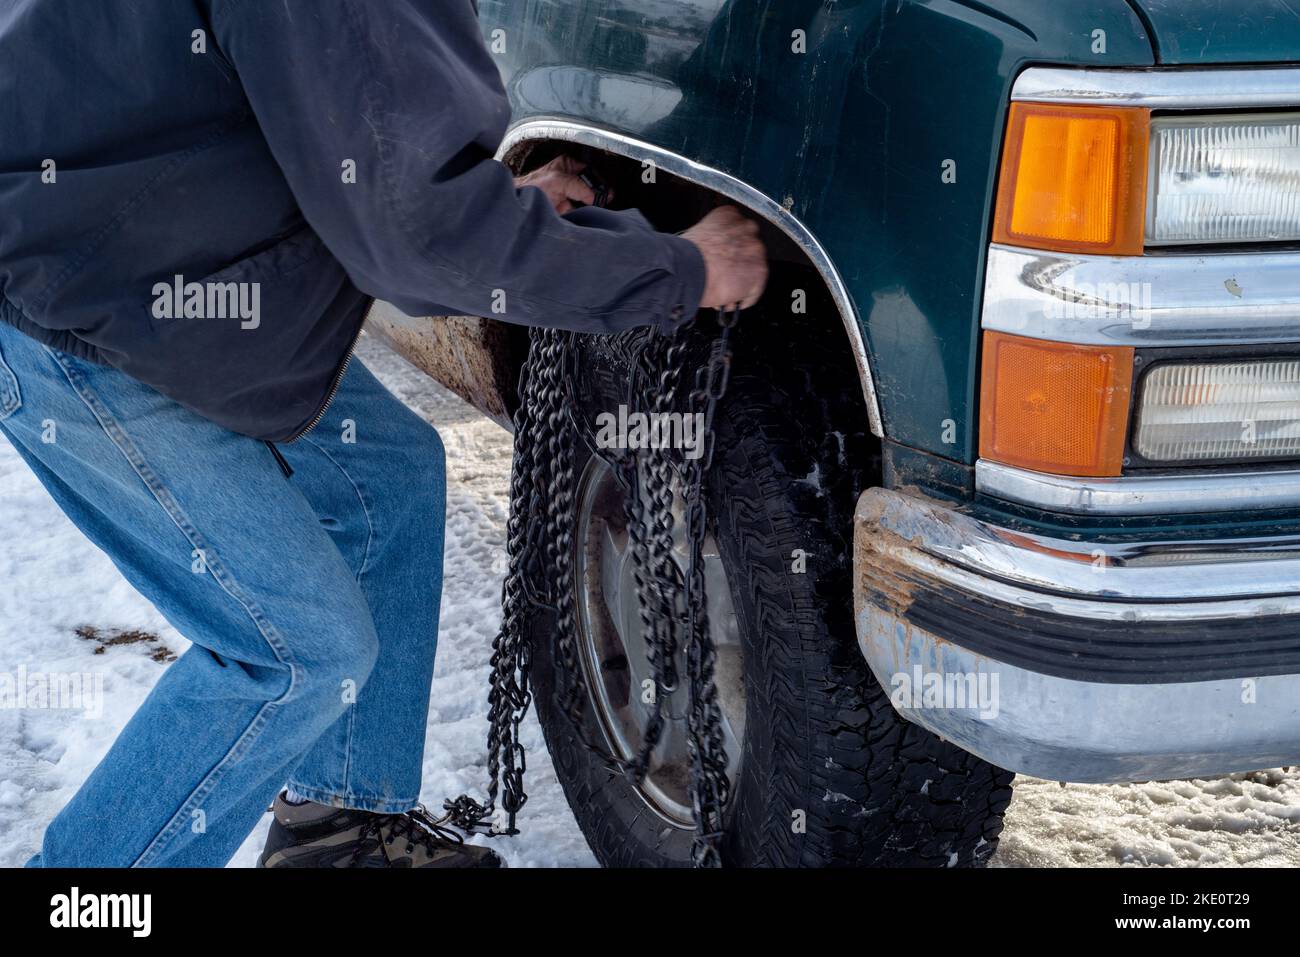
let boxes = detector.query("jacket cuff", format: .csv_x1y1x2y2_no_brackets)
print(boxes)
657,232,707,333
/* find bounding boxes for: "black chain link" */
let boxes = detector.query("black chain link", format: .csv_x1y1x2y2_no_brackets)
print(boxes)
679,308,739,865
444,308,740,865
613,326,688,782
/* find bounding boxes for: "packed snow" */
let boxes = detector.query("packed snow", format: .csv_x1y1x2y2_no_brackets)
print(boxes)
1,333,1297,868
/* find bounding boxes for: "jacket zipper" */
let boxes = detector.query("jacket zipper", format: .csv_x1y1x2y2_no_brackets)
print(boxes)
286,307,371,442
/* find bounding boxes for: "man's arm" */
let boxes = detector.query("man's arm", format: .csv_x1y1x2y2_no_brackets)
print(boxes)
512,158,768,311
207,0,712,334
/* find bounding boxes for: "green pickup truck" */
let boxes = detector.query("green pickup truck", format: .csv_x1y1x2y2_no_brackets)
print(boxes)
371,0,1300,867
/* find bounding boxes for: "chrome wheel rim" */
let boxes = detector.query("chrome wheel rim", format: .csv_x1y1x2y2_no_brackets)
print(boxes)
573,456,745,828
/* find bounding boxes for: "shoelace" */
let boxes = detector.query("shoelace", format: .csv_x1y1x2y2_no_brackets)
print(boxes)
352,804,466,865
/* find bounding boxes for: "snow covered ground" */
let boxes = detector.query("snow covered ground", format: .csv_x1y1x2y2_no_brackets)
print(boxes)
1,334,1297,868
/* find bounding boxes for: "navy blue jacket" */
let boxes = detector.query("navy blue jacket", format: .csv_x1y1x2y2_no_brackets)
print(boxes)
0,0,706,441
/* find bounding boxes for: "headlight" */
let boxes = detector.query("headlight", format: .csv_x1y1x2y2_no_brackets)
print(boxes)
1147,113,1300,245
1135,359,1300,462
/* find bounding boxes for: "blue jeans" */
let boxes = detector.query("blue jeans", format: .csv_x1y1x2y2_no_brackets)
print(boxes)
0,320,446,866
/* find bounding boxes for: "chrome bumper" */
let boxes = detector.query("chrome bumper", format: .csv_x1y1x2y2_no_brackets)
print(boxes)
852,488,1300,783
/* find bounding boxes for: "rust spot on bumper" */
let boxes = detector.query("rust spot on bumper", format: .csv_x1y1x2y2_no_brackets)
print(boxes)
367,302,515,430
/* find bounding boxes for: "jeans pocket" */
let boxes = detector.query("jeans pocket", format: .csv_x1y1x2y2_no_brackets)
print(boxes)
0,337,21,421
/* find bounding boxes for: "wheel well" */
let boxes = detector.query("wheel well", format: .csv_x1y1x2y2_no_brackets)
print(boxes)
502,133,881,455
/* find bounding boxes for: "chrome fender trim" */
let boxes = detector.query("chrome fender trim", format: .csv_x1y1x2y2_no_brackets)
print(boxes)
977,460,1300,516
981,243,1300,348
497,119,885,438
1013,66,1300,109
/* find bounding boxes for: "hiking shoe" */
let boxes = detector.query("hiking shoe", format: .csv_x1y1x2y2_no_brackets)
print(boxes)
258,793,504,868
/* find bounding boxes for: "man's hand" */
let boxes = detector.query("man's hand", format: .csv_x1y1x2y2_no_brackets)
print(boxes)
514,155,604,215
680,207,768,311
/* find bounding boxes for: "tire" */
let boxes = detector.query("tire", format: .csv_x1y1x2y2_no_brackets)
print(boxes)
527,288,1014,867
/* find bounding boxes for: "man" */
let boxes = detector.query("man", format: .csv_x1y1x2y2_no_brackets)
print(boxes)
0,0,766,867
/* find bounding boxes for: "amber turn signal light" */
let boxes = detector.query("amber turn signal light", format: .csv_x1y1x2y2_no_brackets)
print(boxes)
979,332,1134,477
993,103,1150,256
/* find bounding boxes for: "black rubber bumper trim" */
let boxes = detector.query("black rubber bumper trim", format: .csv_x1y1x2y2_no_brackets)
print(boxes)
867,578,1300,685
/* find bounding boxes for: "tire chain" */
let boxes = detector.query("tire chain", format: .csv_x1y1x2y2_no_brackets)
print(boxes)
442,309,739,867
